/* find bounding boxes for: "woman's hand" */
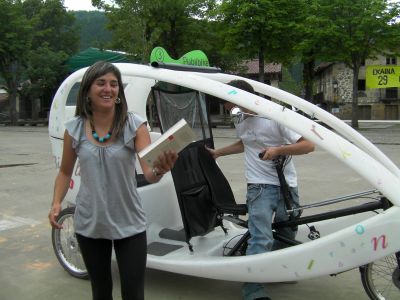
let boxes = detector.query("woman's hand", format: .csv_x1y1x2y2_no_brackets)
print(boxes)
48,202,63,229
152,150,178,176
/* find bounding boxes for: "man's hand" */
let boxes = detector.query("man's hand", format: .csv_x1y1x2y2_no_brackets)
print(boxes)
205,146,218,159
259,147,281,160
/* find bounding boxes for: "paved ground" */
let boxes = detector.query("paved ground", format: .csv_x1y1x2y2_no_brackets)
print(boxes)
0,123,399,300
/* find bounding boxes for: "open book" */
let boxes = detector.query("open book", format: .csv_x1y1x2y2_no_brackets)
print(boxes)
138,119,196,167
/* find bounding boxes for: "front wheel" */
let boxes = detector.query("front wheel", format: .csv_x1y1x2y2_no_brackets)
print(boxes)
360,253,400,300
51,206,88,279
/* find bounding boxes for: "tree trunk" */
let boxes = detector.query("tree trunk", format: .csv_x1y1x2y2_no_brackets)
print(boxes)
258,48,265,83
5,62,20,125
302,58,315,102
9,90,18,125
169,19,179,59
351,67,359,129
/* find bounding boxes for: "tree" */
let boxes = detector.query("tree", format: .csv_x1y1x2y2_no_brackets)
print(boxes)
22,0,78,55
21,44,69,118
0,0,79,124
317,0,400,128
279,66,302,96
292,0,323,103
182,18,243,71
93,0,216,63
0,0,33,124
73,11,113,50
217,0,307,82
21,0,79,118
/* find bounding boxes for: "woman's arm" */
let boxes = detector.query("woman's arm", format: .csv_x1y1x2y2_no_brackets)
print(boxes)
49,130,77,229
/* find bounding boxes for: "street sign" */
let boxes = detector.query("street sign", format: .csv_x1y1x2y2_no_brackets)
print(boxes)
366,65,400,89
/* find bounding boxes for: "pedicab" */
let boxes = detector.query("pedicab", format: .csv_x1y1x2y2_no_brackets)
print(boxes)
48,61,400,300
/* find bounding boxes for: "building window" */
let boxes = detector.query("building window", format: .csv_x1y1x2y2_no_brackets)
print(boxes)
386,57,397,65
386,88,398,99
358,79,366,91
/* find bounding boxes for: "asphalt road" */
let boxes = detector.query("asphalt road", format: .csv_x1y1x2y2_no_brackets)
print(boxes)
0,124,399,300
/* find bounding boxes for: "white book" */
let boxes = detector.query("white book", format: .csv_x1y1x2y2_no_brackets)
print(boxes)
138,119,196,167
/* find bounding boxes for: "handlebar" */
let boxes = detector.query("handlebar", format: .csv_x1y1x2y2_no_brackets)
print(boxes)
258,151,286,165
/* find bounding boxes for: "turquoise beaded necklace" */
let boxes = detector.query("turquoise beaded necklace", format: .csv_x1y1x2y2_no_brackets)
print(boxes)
90,122,112,143
92,130,112,143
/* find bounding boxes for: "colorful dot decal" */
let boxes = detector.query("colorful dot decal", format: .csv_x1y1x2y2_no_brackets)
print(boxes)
228,90,237,95
355,225,365,235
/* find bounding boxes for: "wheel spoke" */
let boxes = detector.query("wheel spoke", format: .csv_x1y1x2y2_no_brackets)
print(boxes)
362,253,400,299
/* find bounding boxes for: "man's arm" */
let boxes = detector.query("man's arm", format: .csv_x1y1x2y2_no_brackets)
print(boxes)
206,139,244,159
260,137,314,160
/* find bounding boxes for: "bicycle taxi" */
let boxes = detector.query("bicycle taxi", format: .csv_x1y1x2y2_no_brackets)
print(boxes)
49,61,400,300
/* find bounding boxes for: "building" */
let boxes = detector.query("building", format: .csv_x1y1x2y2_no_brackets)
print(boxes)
313,55,400,120
239,59,282,87
209,59,282,126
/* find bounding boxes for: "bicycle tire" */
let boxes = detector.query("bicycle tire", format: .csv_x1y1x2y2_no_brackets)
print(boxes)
360,253,400,300
51,206,88,279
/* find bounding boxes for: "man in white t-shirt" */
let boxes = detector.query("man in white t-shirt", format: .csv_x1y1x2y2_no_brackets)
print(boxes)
207,80,314,300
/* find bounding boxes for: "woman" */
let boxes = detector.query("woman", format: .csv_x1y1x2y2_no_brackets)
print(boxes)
48,61,177,300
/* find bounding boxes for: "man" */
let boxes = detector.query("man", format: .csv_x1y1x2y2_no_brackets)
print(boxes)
207,80,314,300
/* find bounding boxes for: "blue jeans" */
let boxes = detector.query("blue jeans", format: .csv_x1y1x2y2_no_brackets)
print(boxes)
242,184,300,300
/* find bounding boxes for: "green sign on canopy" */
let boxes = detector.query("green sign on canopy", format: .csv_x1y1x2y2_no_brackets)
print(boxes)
150,47,209,67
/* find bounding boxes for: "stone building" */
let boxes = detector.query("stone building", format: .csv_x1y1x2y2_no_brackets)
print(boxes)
313,55,399,120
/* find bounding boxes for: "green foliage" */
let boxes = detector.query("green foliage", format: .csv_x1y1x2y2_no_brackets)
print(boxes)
22,44,69,100
23,0,78,55
1,0,399,127
0,0,79,123
21,0,79,107
0,0,32,80
279,66,302,96
96,0,219,63
218,0,307,64
73,11,113,50
315,0,400,127
0,0,33,123
317,0,400,68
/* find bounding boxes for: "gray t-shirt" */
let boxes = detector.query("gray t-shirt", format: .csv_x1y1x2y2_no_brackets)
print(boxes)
65,112,147,239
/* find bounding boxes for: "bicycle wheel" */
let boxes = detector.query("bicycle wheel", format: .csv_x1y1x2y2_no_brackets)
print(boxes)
51,206,88,279
360,254,400,300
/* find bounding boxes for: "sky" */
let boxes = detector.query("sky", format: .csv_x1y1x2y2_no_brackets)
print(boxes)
63,0,100,11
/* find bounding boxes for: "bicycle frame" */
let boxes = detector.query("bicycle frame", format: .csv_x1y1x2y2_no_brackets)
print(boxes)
49,63,400,286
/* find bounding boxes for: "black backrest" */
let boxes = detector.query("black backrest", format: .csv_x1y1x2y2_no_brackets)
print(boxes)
197,146,247,215
170,141,220,245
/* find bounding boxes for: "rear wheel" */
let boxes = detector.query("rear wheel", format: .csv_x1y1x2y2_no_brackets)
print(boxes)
51,206,88,279
360,253,400,300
